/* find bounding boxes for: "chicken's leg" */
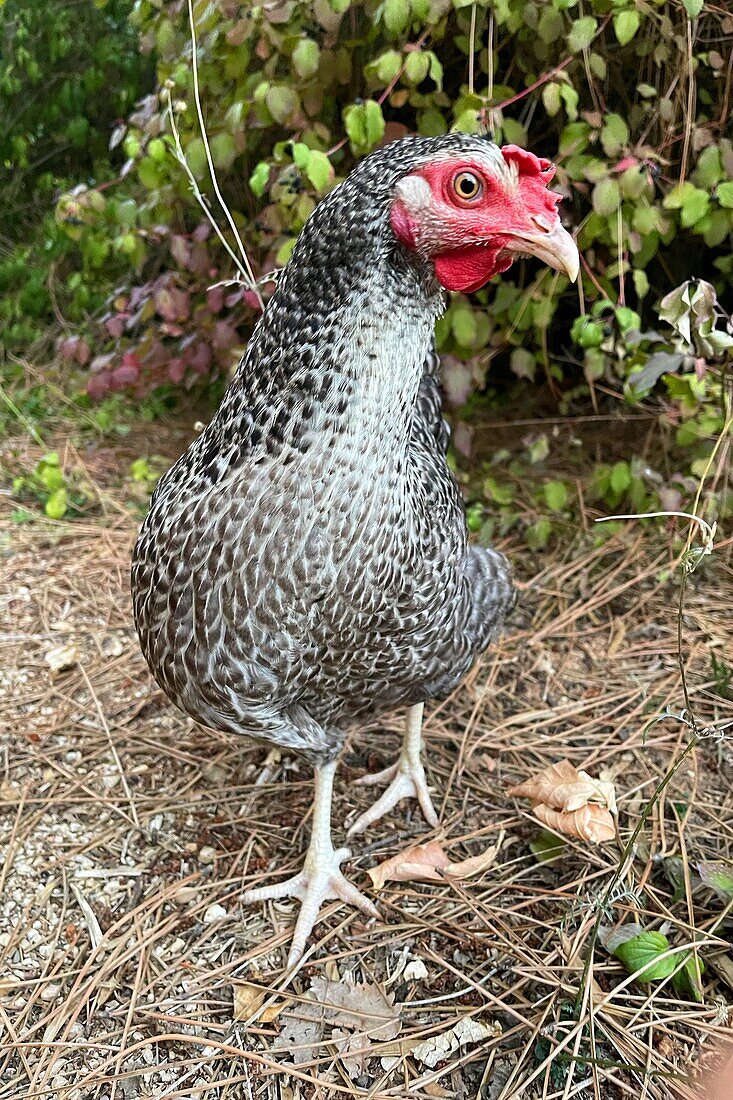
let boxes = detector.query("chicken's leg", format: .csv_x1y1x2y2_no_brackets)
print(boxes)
242,759,379,969
347,703,439,836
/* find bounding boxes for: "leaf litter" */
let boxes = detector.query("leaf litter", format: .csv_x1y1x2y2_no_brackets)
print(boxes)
273,976,400,1077
2,418,732,1098
508,758,617,843
368,831,504,890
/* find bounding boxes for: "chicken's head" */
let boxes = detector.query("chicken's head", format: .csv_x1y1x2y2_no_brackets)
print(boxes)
390,142,579,293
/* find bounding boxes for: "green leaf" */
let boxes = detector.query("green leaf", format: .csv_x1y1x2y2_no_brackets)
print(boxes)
571,316,604,348
364,99,386,147
600,113,629,156
404,51,430,85
615,306,640,332
374,49,402,85
567,16,597,53
560,85,579,121
452,304,478,346
526,517,552,550
671,953,705,1002
682,0,703,16
716,182,733,208
528,435,550,464
427,52,443,89
45,488,68,520
265,85,300,124
511,347,536,380
610,460,631,494
633,270,650,299
680,189,711,228
592,178,621,216
693,145,723,188
530,829,567,864
147,137,166,162
613,10,640,45
698,860,733,899
210,133,237,171
304,149,334,192
538,8,564,44
663,181,698,210
542,83,562,118
610,928,678,983
249,161,270,197
185,138,207,180
483,475,514,506
383,0,410,36
137,157,161,190
559,122,590,156
292,39,320,79
344,104,367,147
291,142,311,169
544,480,569,512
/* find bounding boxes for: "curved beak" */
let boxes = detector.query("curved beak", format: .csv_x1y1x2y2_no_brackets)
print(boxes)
509,222,580,282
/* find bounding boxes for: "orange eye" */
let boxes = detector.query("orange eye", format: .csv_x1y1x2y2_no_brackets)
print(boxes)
452,171,482,202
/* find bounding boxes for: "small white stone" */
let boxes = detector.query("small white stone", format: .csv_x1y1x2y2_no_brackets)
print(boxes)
102,773,120,789
41,982,62,1002
404,958,429,981
44,644,79,673
198,846,216,865
202,903,227,923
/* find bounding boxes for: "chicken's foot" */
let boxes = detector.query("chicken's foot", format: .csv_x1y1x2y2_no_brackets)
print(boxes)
242,759,378,969
347,703,439,836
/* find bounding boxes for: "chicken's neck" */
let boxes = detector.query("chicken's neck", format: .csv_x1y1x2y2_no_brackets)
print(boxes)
227,237,444,456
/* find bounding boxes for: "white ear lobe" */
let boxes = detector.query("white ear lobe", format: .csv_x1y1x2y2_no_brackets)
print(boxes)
394,175,433,215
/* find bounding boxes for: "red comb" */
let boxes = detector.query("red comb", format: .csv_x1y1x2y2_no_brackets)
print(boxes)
501,145,556,185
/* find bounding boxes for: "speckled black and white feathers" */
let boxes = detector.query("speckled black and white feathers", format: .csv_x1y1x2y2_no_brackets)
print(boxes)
132,134,515,766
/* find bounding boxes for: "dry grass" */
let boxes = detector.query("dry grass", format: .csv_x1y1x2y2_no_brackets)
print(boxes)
1,434,732,1099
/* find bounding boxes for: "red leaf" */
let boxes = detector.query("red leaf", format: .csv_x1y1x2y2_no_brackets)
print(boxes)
170,236,191,269
168,358,186,383
154,286,191,323
105,315,126,339
207,286,226,313
87,374,110,400
111,363,139,390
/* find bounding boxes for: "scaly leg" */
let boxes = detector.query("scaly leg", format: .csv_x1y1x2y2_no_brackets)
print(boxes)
347,703,439,836
242,760,379,969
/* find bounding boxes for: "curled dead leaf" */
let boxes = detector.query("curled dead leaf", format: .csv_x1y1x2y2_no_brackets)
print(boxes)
368,833,504,891
444,832,504,879
368,841,449,891
508,759,616,814
232,981,287,1023
533,802,615,844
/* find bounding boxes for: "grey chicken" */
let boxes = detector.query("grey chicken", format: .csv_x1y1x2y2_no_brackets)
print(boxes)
132,133,578,967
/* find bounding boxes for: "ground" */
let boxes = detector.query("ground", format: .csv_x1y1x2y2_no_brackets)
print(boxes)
1,412,732,1100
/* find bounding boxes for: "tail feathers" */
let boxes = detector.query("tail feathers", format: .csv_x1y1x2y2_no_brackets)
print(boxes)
465,545,516,651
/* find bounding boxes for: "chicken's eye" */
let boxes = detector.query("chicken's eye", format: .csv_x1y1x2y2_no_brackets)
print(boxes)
452,171,482,202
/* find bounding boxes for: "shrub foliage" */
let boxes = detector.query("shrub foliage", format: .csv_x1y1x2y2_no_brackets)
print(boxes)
6,0,733,518
0,0,150,351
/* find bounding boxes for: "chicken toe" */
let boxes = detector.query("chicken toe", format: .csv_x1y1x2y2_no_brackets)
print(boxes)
348,703,439,835
242,760,378,969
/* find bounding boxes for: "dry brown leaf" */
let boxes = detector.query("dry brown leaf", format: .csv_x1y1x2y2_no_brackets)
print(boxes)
412,1018,502,1068
444,830,504,880
232,981,286,1023
508,759,617,814
533,802,615,844
368,840,450,891
369,835,504,891
273,977,401,1073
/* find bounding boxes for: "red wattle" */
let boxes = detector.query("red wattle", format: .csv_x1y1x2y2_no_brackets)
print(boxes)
433,245,507,293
